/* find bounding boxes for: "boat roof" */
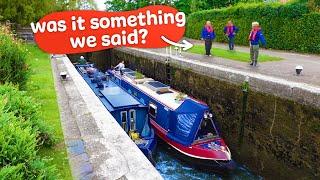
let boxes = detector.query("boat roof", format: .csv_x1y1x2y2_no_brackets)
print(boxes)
100,82,141,109
75,65,143,110
114,71,188,110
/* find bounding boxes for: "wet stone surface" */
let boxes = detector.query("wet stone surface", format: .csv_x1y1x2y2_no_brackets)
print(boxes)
67,140,86,156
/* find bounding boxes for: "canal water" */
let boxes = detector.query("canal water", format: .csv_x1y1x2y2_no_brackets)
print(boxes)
154,141,261,180
89,64,261,179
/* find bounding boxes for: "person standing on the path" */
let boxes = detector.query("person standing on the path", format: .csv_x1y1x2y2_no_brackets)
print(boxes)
224,21,239,50
249,22,266,66
201,21,216,56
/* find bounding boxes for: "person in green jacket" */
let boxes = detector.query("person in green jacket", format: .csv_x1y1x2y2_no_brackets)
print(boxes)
78,56,87,65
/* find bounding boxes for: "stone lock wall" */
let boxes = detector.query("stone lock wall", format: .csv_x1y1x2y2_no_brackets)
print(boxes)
106,49,320,179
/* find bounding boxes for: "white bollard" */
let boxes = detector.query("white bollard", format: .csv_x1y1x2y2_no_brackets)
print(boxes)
295,65,303,75
174,47,179,56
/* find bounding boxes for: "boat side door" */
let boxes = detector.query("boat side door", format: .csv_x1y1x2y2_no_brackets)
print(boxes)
129,109,136,131
120,110,137,133
120,111,128,133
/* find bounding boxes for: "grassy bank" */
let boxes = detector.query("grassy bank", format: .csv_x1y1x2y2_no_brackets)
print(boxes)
188,44,282,62
25,44,72,179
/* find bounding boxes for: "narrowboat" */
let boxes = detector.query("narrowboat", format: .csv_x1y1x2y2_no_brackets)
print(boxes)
74,64,156,161
108,68,236,173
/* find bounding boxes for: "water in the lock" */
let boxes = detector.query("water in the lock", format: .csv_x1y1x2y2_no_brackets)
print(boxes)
154,142,262,180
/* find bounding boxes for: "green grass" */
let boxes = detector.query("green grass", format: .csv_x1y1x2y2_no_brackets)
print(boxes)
188,44,282,62
25,44,72,180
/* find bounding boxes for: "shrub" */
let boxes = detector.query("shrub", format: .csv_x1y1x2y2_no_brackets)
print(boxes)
0,164,24,180
0,97,59,179
24,159,59,180
186,2,320,54
0,112,37,166
0,25,28,88
0,84,55,147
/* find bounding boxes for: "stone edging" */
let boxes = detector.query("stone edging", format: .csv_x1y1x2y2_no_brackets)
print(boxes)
117,48,320,109
52,55,162,180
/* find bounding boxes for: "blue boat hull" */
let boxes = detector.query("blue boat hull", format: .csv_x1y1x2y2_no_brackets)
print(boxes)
75,64,157,162
137,129,157,164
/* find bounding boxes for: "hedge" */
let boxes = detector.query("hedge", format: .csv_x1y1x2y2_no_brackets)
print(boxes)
0,115,37,167
0,164,24,180
0,25,28,88
0,84,55,147
186,2,320,54
0,161,58,180
0,94,58,179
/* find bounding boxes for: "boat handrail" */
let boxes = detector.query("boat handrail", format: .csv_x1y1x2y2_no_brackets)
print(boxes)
192,136,219,145
134,78,154,84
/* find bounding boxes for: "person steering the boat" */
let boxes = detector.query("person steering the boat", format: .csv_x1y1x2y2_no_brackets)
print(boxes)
77,56,87,65
197,114,218,140
114,60,125,75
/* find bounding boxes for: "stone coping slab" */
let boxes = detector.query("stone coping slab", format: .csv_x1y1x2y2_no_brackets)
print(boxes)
117,48,320,109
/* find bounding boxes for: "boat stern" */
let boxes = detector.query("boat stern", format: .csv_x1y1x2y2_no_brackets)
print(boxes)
192,138,236,173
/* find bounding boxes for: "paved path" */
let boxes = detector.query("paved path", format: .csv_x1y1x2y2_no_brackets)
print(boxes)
160,39,320,87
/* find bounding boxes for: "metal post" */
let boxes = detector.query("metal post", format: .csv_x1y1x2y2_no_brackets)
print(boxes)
174,47,179,56
165,58,171,85
238,76,249,148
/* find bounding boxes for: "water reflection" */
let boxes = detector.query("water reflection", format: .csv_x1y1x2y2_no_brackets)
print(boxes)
154,141,261,180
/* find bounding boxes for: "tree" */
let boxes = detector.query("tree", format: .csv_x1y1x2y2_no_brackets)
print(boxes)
0,0,96,25
190,0,207,12
105,0,123,11
104,0,243,14
105,0,174,11
174,0,191,14
308,0,320,12
0,0,37,25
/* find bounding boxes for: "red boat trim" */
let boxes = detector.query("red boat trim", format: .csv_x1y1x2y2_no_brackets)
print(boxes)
188,96,207,106
151,119,231,161
192,138,219,146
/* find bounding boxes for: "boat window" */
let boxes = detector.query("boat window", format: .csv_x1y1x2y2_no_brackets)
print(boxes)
121,111,128,132
129,110,136,131
195,118,219,141
149,103,157,118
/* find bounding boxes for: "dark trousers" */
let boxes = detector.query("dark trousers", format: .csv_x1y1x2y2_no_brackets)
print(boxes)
250,45,259,66
205,39,213,55
228,37,235,50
